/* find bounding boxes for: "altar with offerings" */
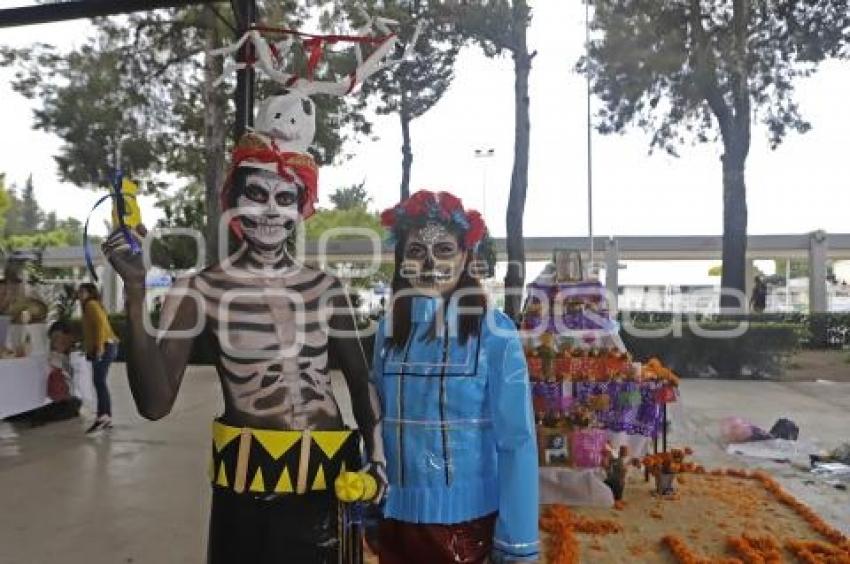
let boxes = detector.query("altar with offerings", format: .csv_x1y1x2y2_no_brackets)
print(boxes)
521,254,680,507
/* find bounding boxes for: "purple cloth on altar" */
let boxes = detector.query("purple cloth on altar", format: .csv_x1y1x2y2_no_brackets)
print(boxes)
574,381,667,437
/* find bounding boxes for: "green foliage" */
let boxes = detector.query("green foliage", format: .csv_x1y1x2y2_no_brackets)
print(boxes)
335,0,461,119
305,207,383,241
2,28,172,189
305,185,392,286
328,181,370,210
19,175,43,230
0,3,363,190
5,230,74,249
435,0,515,55
707,264,765,277
321,0,462,198
430,0,532,318
581,0,850,155
0,174,10,234
620,311,850,351
582,0,850,306
151,182,206,270
621,321,803,378
52,284,77,323
773,259,809,279
0,173,84,250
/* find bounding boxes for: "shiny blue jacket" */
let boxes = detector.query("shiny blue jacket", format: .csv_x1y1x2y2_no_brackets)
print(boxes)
372,297,540,561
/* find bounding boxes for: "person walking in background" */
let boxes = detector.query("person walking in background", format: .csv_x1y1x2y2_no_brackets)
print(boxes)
78,283,119,433
750,275,767,314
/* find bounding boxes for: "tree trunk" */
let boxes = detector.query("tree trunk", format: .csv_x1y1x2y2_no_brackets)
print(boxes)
720,0,751,312
503,0,532,321
719,147,748,312
399,90,413,202
202,6,227,266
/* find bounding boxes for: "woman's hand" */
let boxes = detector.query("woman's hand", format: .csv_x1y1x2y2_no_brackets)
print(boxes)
102,228,147,291
363,461,388,504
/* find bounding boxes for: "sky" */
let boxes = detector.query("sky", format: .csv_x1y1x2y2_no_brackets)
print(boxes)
1,1,849,285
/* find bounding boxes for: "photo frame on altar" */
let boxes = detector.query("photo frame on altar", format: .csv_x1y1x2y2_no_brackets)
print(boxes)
538,428,570,466
553,249,584,282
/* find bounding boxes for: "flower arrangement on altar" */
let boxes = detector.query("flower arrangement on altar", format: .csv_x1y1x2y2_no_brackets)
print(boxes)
642,447,701,495
642,357,681,386
525,336,635,382
642,447,697,476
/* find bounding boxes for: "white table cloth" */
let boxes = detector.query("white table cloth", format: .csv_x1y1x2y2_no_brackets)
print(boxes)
0,354,49,418
69,352,96,413
539,466,615,507
0,352,96,418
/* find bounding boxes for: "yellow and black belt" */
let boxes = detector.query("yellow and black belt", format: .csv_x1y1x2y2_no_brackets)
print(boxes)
209,420,360,496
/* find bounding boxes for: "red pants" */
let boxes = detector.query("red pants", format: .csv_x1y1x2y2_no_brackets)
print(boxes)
377,513,496,564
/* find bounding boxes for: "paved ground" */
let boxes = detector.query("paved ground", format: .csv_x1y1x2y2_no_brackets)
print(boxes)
1,365,848,564
783,349,850,382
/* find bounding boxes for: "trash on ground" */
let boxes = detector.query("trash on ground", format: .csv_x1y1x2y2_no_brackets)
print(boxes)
769,418,799,441
719,416,772,443
726,438,818,463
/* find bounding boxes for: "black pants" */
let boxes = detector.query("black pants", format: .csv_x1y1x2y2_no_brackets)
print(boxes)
207,488,338,564
4,398,81,426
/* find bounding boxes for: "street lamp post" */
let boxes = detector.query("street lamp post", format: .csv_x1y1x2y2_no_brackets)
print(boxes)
474,148,495,218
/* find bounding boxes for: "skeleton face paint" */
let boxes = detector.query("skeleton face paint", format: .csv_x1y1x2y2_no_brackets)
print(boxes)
236,169,301,249
402,222,467,296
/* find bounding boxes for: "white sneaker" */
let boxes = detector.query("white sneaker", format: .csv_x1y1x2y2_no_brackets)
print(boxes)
85,416,111,434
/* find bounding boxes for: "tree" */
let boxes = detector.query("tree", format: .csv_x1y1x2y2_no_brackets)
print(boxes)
438,0,534,319
1,2,363,265
305,207,384,241
0,174,11,236
20,175,43,233
327,0,460,201
306,185,392,286
582,0,850,311
0,172,83,248
151,181,206,270
43,211,58,232
1,181,23,237
329,181,370,210
2,31,172,188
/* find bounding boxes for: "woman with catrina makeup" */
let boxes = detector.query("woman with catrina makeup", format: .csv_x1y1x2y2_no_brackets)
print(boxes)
373,191,539,563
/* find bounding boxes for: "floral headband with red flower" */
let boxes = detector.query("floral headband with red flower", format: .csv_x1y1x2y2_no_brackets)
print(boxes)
380,190,488,249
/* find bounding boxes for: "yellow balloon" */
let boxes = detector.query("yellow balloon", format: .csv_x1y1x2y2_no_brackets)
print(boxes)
111,178,142,228
334,471,378,503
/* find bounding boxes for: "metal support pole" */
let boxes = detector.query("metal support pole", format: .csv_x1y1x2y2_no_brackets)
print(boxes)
605,238,619,317
0,0,223,28
585,0,594,276
809,231,828,313
233,0,257,143
785,258,791,310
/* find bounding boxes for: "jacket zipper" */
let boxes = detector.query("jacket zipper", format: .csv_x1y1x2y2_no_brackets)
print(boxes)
439,317,451,486
396,333,414,487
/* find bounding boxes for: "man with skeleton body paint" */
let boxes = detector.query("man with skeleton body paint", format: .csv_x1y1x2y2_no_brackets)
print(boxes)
103,131,386,564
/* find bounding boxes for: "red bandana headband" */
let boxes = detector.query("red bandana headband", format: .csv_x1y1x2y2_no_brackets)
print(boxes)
221,133,319,238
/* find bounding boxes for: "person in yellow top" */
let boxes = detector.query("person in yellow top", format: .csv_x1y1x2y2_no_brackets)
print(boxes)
78,283,119,433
